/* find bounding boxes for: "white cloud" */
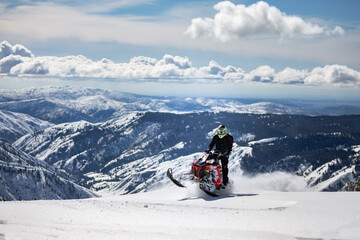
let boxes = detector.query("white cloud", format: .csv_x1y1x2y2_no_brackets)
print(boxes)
0,2,186,46
129,56,157,66
1,41,360,88
0,41,34,73
186,1,345,41
0,40,33,59
305,65,360,87
274,68,308,84
328,26,345,36
200,61,241,77
0,55,24,73
0,1,357,69
158,55,192,70
247,65,275,82
10,57,49,75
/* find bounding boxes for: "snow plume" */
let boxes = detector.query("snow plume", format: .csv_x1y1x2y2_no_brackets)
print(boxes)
231,172,309,193
185,1,345,41
184,172,309,198
1,41,360,87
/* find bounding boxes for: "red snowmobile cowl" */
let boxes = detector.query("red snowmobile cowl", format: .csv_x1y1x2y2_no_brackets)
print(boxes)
191,152,223,189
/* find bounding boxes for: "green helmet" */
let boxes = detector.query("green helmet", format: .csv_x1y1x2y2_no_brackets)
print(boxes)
217,125,227,138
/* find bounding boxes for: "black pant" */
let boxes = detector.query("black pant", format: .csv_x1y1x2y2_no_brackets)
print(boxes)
219,155,229,185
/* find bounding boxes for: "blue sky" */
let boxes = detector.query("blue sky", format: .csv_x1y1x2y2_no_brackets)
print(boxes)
0,0,359,100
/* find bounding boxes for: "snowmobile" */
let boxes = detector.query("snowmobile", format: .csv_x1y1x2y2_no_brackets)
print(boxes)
167,150,225,197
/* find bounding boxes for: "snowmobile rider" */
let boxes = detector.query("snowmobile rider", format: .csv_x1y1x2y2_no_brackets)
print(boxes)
205,125,233,187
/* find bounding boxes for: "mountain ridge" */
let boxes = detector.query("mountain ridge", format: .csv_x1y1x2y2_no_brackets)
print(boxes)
1,86,360,125
0,86,359,200
0,139,97,200
12,111,360,196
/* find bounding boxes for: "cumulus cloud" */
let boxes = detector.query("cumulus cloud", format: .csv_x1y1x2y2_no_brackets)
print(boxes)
1,41,360,87
0,41,34,73
0,41,33,59
0,1,356,69
247,65,275,82
199,61,242,79
305,65,360,87
185,1,345,41
159,55,192,69
129,56,157,66
274,67,308,84
0,55,24,73
9,57,49,75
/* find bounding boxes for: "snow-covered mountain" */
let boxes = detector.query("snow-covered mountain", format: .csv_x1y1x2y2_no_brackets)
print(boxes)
12,111,360,195
0,87,300,123
1,86,359,200
0,139,97,200
0,98,93,124
2,86,358,124
0,110,53,142
242,136,360,191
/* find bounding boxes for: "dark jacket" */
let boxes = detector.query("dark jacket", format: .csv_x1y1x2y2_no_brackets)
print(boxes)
208,134,233,155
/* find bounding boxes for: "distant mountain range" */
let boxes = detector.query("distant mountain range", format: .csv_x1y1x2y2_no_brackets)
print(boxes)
1,86,360,125
0,86,359,200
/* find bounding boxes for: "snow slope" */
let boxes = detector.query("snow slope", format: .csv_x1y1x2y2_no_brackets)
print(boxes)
0,110,53,142
0,140,97,201
0,188,359,240
12,111,360,194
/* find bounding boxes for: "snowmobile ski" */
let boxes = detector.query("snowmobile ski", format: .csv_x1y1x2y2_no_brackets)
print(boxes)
167,168,220,197
167,168,186,188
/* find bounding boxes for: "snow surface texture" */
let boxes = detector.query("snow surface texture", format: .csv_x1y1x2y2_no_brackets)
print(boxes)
0,188,359,240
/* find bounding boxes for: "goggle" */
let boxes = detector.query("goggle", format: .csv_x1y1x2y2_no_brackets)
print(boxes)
217,128,226,135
